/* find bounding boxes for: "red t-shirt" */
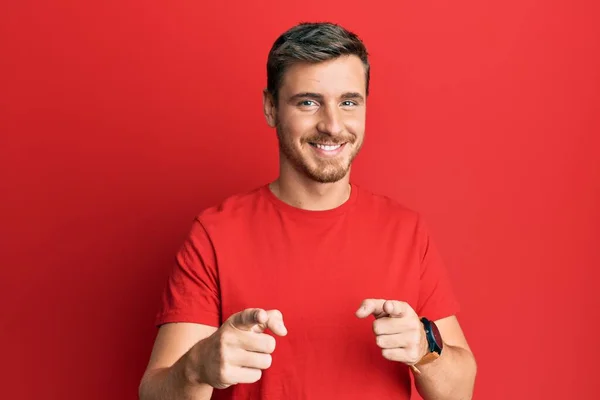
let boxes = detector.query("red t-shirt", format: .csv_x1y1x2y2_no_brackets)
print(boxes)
156,183,460,399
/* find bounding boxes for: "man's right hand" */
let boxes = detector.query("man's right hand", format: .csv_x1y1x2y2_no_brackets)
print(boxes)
186,308,288,390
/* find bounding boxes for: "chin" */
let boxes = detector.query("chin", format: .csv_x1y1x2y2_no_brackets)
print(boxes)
304,165,350,183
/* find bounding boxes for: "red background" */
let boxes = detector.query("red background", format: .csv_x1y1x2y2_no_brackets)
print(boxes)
2,1,599,399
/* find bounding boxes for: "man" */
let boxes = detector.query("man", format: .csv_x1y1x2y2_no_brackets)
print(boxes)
139,22,477,400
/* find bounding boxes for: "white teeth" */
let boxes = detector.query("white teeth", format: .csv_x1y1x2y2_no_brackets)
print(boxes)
315,143,342,151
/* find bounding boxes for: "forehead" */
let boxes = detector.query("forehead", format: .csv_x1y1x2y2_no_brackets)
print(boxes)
279,55,366,97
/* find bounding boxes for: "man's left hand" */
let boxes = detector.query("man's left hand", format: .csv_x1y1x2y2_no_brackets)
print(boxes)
356,299,428,366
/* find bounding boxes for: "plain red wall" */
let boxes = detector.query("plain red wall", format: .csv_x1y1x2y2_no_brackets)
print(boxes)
2,1,599,399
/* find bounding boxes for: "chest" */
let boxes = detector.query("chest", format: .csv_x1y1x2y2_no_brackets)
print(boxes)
215,220,422,331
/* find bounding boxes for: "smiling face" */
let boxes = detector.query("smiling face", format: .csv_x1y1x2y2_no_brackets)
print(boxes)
264,55,367,183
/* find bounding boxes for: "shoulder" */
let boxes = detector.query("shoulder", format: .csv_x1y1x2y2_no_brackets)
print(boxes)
354,183,424,228
353,185,437,263
191,184,270,231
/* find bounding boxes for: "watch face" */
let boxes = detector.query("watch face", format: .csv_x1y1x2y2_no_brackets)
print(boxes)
430,322,443,351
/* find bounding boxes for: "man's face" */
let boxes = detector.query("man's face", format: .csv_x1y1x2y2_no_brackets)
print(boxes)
264,55,367,183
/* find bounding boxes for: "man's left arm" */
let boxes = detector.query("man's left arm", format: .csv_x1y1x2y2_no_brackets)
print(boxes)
356,300,477,400
413,315,477,400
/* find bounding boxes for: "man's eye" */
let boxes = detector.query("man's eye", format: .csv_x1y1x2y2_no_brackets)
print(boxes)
300,100,316,106
341,101,356,106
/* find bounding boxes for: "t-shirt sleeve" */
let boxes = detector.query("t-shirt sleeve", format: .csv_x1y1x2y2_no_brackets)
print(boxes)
155,217,221,328
415,217,461,322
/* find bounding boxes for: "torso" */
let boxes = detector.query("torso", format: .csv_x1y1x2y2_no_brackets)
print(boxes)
204,184,425,400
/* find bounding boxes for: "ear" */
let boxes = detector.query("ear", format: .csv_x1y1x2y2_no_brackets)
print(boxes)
263,89,277,128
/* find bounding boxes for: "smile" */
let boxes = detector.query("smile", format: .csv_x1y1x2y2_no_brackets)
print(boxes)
308,142,347,157
311,143,343,151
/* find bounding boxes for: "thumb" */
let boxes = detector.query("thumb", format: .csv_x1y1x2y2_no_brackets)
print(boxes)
229,308,268,331
355,299,386,318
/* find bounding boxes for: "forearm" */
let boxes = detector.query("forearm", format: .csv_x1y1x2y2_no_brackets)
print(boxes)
413,344,477,400
138,350,214,400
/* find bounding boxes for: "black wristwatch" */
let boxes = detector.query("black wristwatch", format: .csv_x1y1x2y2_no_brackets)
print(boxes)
421,317,443,355
411,317,443,374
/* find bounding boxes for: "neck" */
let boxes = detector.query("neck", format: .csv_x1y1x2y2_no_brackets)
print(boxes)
270,161,352,211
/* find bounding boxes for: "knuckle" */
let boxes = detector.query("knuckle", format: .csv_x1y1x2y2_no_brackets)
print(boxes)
218,363,231,382
266,336,276,353
381,349,393,360
219,329,236,347
372,321,382,335
250,369,262,383
263,354,273,369
220,330,233,345
216,341,231,364
375,335,386,348
217,342,227,360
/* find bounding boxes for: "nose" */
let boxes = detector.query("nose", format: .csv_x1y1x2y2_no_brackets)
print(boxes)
316,104,343,136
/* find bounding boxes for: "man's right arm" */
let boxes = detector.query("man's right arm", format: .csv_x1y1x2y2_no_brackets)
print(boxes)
138,322,218,400
139,308,287,400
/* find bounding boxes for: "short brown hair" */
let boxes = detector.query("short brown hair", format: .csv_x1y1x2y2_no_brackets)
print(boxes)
266,22,370,103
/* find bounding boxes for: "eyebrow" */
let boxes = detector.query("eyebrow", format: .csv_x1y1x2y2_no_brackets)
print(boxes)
288,92,365,102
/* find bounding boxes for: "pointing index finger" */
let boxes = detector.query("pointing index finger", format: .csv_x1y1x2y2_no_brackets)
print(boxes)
356,299,415,319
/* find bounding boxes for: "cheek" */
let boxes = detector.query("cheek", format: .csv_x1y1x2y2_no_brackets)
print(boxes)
345,112,366,131
343,123,365,142
281,113,317,139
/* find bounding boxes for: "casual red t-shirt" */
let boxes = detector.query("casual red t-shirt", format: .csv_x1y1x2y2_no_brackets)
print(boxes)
156,182,460,400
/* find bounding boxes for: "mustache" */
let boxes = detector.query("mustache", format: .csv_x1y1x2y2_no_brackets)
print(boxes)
302,133,355,145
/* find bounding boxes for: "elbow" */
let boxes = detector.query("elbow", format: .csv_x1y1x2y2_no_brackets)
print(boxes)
465,352,478,400
471,352,478,382
138,370,153,400
138,376,147,400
